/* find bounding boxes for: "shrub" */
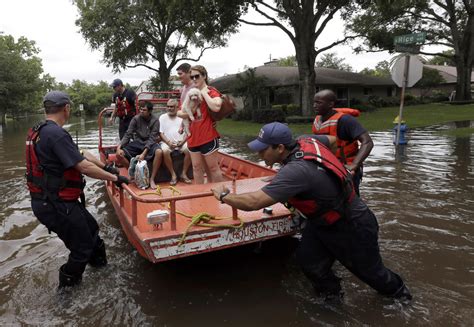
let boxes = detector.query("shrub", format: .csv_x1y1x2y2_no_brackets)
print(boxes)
252,108,286,123
350,103,377,112
232,108,252,121
286,104,301,116
286,115,314,124
272,104,287,111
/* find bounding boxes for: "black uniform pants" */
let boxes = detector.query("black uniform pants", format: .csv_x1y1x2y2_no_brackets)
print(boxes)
119,115,133,140
295,209,404,297
31,198,103,277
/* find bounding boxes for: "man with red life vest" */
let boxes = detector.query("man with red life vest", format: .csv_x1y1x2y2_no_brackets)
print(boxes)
211,122,411,302
109,78,137,140
312,89,374,195
27,91,129,289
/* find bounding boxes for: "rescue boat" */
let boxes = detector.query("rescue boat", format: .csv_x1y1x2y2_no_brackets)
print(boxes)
97,96,299,263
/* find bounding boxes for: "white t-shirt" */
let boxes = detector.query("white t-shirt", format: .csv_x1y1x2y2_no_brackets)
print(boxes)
159,114,185,143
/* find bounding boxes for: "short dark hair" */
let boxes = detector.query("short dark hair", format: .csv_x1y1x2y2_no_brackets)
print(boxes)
271,140,297,151
138,101,153,111
176,63,191,73
44,101,67,114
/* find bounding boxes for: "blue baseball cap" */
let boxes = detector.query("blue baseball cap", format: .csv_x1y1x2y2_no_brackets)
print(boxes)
248,122,293,152
110,78,123,88
43,91,71,106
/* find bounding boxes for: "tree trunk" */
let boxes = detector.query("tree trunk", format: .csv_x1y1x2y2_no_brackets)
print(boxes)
455,61,472,101
295,43,316,117
159,70,171,90
298,66,316,116
453,6,474,101
0,111,5,126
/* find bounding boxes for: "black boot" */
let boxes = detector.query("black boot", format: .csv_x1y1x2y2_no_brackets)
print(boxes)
59,264,82,288
392,283,413,301
88,239,107,268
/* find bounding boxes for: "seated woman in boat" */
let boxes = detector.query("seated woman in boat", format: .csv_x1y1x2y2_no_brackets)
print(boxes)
177,65,223,184
159,98,192,186
115,101,163,189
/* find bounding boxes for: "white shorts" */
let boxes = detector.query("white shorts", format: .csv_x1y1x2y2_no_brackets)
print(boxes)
161,141,188,154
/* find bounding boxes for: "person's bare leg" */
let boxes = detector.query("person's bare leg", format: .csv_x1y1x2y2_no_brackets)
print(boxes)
181,148,192,182
149,149,163,189
189,151,205,184
115,152,130,168
163,148,177,185
204,151,223,183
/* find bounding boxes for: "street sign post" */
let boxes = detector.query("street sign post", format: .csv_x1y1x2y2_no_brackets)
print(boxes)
391,55,423,145
392,32,426,146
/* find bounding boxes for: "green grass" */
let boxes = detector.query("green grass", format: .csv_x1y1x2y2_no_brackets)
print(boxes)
217,103,474,136
436,127,474,138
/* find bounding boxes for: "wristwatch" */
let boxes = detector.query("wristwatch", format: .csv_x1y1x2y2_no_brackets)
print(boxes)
219,190,230,203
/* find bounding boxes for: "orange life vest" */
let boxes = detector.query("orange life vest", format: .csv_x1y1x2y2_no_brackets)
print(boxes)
312,108,360,164
115,93,136,118
285,137,355,225
26,122,84,201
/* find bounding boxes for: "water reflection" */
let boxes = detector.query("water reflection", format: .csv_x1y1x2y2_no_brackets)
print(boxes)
0,116,473,326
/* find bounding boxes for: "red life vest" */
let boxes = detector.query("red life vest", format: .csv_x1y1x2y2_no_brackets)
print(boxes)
312,109,360,164
26,122,84,201
115,93,136,118
285,137,355,225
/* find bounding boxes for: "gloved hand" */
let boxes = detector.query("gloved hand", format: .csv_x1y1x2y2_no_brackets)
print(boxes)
104,163,120,175
114,175,129,187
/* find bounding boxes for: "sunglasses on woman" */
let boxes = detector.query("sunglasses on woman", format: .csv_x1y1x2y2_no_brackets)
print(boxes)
190,74,201,80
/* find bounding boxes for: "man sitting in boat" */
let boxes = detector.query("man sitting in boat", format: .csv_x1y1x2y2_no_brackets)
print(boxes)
159,99,192,185
115,101,163,189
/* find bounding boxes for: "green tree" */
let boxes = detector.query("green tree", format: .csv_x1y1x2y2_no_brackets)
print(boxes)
415,67,446,99
359,60,390,78
316,52,353,71
66,80,112,115
0,34,44,124
75,0,247,90
240,0,356,116
278,55,297,66
346,0,474,100
426,49,456,66
231,68,267,110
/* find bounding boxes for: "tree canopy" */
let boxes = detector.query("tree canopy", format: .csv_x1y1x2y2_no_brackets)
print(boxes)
74,0,248,89
277,55,297,67
346,0,474,100
0,34,44,124
359,60,391,78
316,52,353,71
231,68,267,110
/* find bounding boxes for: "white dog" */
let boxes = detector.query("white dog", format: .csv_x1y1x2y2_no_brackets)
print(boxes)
180,88,202,136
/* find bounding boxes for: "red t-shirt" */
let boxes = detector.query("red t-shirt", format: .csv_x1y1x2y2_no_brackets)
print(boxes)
187,87,221,148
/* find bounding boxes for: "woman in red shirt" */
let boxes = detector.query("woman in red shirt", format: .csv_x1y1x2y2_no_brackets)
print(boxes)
178,65,223,184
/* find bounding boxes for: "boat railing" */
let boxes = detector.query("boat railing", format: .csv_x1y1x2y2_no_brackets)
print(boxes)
107,178,239,231
136,91,180,112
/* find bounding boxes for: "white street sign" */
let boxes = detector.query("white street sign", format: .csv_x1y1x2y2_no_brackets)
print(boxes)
391,55,423,87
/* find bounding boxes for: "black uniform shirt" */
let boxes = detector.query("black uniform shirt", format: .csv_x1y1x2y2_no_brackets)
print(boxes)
35,120,85,176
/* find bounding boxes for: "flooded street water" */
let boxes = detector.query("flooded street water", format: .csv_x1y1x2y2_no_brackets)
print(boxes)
0,115,473,326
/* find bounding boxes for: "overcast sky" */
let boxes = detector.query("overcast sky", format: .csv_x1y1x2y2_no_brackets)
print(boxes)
1,0,399,87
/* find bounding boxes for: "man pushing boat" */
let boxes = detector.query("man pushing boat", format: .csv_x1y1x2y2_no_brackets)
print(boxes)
211,122,412,302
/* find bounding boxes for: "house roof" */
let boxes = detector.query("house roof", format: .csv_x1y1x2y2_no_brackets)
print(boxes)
424,65,474,84
210,65,395,92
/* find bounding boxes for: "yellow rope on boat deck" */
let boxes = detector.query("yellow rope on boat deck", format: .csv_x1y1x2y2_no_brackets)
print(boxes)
178,212,244,246
138,186,244,246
